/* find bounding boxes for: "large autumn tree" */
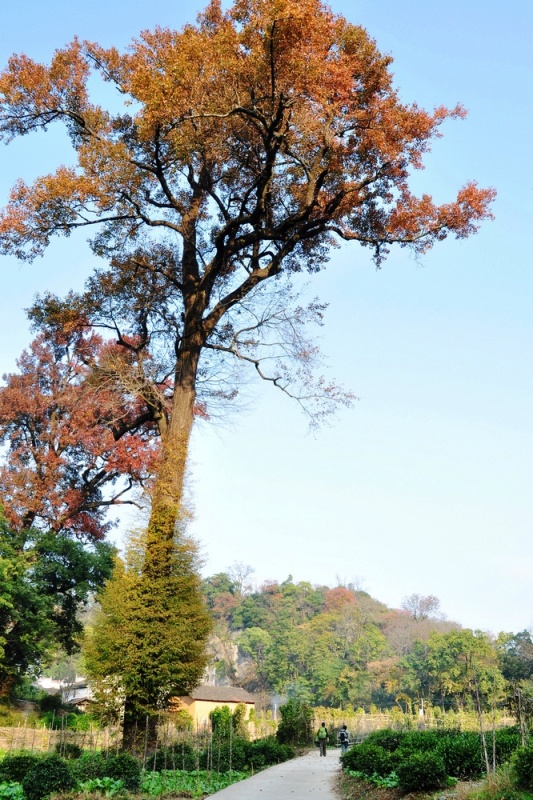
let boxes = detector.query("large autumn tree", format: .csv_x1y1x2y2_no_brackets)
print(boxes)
0,0,494,552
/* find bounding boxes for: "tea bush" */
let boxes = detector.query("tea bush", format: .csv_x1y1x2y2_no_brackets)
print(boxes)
494,727,522,765
205,738,248,772
54,742,82,759
363,729,405,752
0,753,42,783
396,751,448,793
437,731,485,779
71,751,107,781
147,743,197,772
21,755,74,800
245,737,295,768
512,743,533,789
104,753,141,791
341,743,395,777
397,730,441,755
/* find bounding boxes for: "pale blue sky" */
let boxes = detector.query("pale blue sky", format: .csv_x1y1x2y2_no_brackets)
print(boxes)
1,1,532,634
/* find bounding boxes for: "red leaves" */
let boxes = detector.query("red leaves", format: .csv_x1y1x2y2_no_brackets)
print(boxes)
0,331,159,539
386,183,496,251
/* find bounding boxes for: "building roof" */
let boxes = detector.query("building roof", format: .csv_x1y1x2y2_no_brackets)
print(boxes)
188,685,255,704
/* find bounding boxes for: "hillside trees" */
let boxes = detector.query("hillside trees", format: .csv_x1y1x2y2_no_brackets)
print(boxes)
0,0,495,562
200,571,517,714
497,631,533,740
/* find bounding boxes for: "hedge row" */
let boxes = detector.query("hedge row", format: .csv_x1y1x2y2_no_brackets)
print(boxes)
0,736,295,800
342,727,525,792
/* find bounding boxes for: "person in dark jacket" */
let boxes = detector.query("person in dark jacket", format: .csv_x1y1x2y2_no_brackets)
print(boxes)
339,724,350,754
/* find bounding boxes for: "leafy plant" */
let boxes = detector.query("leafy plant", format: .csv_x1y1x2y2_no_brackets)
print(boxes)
21,754,74,800
77,777,124,797
346,769,400,788
512,743,533,788
141,769,248,799
0,783,24,800
396,751,448,793
0,753,42,783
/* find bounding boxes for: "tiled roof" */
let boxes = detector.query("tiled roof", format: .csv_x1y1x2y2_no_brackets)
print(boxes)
188,685,255,703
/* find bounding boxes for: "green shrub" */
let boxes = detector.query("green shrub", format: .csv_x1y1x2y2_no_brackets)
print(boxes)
276,699,313,746
0,753,42,783
512,744,533,789
437,731,485,779
396,751,448,793
341,744,395,777
494,727,522,766
200,738,248,772
21,755,74,800
104,753,141,791
38,694,63,713
397,730,441,755
54,742,82,759
364,729,405,752
71,751,107,781
246,737,295,768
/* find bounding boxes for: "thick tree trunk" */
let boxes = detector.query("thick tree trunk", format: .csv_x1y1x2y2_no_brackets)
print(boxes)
122,340,202,750
146,339,200,548
122,697,159,754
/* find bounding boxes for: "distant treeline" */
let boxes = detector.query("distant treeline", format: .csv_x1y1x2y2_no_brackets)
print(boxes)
202,570,533,721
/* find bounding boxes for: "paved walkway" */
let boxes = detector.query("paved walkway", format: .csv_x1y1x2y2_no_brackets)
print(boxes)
208,750,341,799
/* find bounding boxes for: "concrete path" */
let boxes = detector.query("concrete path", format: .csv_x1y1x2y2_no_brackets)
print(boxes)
208,750,341,799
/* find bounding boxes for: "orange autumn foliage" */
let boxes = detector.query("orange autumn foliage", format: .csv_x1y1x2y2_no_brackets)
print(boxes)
0,0,495,542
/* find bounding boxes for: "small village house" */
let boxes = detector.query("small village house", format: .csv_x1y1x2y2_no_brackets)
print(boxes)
171,685,255,730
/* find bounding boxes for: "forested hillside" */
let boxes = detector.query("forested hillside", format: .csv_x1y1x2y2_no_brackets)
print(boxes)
201,568,533,716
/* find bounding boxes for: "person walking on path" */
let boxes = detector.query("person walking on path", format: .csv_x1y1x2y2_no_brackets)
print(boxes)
316,721,330,756
339,724,350,754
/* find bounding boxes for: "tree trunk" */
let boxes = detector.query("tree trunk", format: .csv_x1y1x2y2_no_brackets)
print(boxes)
145,338,201,546
122,341,202,750
122,698,158,754
472,668,490,775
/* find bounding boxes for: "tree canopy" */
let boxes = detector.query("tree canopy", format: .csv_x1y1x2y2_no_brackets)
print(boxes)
0,515,114,695
0,0,495,550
